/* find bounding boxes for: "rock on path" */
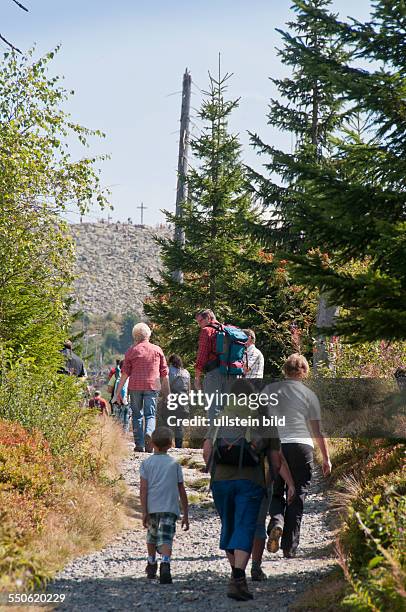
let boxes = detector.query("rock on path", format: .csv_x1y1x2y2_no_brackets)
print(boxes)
49,446,336,611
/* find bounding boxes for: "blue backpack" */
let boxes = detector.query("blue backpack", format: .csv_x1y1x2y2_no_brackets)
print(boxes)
208,323,248,376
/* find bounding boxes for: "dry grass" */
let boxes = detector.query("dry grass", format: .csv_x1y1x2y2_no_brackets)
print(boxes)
7,418,138,590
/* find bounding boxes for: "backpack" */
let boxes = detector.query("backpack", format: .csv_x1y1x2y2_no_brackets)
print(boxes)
211,426,261,471
207,323,248,376
170,369,190,394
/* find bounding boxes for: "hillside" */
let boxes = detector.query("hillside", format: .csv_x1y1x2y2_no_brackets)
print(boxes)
70,222,170,317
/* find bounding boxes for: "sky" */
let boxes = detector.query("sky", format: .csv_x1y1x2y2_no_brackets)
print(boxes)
2,0,372,226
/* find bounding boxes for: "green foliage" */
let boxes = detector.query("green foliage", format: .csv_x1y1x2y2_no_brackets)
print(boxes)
342,474,406,610
250,0,406,341
0,47,109,365
145,71,315,373
0,358,93,464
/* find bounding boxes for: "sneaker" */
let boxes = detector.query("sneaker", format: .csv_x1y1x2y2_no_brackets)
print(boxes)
134,446,145,453
267,525,283,553
144,434,153,453
251,564,268,581
159,561,172,584
145,561,157,579
227,576,253,601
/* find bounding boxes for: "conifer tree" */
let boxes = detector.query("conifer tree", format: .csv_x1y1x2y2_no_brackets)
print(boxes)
252,0,406,341
146,70,315,373
145,72,260,364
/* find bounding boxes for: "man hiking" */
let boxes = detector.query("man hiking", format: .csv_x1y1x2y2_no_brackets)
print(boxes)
195,309,247,420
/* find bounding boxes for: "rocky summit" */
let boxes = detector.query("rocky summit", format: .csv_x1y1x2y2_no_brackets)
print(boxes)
71,221,171,317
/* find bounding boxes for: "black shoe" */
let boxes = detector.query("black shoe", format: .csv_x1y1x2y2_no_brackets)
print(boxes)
159,561,172,584
283,549,297,559
144,434,153,453
251,564,268,581
145,561,157,579
134,446,145,453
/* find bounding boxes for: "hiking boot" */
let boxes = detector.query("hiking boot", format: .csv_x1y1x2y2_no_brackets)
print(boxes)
134,446,145,453
145,561,157,579
283,549,297,559
267,525,283,553
144,434,153,453
227,576,253,601
251,564,268,581
159,561,172,584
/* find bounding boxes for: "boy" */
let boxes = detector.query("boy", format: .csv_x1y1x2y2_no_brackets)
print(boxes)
139,426,189,584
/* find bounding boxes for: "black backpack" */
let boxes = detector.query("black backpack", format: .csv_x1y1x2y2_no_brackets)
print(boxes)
211,427,261,471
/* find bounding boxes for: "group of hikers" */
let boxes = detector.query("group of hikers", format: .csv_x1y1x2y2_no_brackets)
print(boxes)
89,309,332,601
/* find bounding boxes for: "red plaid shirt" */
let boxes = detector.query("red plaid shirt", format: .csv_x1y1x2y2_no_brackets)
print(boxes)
195,321,220,372
122,340,168,391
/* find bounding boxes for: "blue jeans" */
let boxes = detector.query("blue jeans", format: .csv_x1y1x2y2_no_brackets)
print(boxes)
129,390,158,448
118,405,131,433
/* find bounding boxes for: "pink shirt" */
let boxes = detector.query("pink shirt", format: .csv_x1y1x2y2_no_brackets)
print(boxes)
122,340,168,391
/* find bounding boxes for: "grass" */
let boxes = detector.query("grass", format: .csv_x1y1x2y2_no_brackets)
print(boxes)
0,417,134,591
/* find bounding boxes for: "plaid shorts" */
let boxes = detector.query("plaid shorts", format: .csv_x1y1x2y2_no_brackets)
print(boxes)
146,512,177,548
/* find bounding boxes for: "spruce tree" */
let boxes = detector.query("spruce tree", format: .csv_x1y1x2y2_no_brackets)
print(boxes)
145,72,259,364
253,0,406,342
145,70,315,373
248,0,347,365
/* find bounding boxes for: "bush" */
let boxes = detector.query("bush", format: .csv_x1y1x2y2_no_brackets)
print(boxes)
331,439,406,611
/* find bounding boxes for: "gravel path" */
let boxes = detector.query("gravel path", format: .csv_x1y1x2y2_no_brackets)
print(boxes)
49,445,336,611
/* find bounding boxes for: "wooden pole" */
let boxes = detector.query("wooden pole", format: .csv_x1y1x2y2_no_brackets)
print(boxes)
173,68,191,283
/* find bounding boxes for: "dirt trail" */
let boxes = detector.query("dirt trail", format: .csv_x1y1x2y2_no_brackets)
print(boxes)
49,446,336,611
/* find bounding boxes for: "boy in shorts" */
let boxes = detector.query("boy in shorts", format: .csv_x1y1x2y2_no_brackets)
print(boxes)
140,426,189,584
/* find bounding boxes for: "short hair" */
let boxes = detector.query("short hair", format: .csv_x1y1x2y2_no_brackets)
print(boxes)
64,340,72,350
152,426,173,450
132,322,151,341
196,309,215,320
168,354,183,369
283,353,309,377
243,329,256,343
94,390,101,397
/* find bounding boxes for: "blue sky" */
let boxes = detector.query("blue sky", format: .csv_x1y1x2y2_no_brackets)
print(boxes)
2,0,371,225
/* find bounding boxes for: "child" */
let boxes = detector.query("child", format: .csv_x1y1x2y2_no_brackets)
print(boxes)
139,426,189,584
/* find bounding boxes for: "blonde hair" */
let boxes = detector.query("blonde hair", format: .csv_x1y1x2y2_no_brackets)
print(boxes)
283,353,309,378
132,322,152,342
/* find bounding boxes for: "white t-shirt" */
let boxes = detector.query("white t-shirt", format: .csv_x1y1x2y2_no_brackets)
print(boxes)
139,453,184,516
264,379,321,447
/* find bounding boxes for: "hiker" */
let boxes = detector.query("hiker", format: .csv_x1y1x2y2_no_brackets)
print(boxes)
110,360,130,432
203,378,282,602
195,309,247,420
265,354,332,559
242,329,264,379
88,390,109,417
168,354,191,448
140,426,189,584
107,358,121,414
60,340,86,377
115,323,170,453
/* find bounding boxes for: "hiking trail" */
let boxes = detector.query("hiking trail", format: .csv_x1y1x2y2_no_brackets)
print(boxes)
49,445,337,611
